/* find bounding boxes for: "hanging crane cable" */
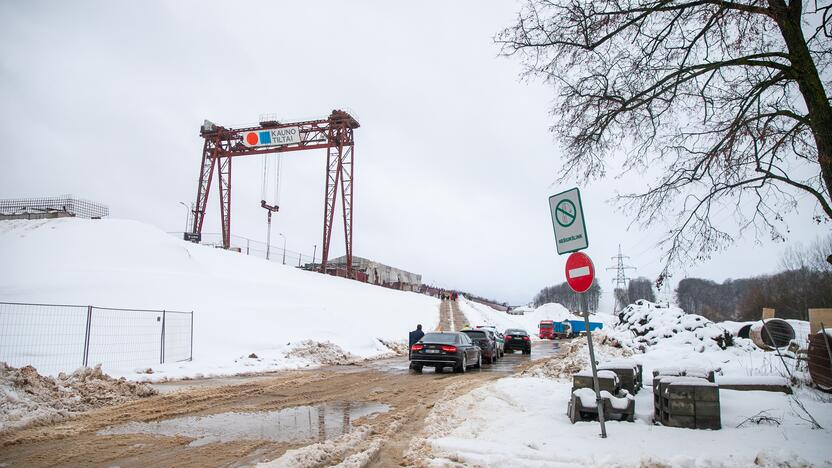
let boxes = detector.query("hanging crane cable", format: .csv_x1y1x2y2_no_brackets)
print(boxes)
261,154,281,260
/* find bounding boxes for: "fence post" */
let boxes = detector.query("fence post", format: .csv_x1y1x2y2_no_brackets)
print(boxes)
160,310,166,364
189,311,194,361
83,306,93,367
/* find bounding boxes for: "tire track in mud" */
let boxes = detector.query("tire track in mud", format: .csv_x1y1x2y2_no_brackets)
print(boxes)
449,299,468,331
436,299,468,332
436,299,451,331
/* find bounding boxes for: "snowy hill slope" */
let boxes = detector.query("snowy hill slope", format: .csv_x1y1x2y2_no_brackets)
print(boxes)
0,218,439,379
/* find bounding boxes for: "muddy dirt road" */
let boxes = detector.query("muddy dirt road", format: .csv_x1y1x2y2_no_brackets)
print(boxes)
435,298,469,332
0,339,561,467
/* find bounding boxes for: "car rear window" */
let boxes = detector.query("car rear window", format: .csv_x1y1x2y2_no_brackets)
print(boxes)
421,333,458,344
506,329,527,335
462,330,487,339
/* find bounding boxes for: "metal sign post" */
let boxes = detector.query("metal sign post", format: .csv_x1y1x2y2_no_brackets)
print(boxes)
551,186,606,438
582,293,607,438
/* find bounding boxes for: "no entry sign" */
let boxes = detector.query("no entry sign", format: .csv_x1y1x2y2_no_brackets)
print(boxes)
565,251,595,293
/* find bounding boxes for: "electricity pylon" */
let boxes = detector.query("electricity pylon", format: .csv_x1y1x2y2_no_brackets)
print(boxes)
606,244,635,313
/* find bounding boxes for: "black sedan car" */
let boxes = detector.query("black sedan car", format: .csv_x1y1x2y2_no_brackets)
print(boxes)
504,328,532,354
461,329,499,364
410,332,482,373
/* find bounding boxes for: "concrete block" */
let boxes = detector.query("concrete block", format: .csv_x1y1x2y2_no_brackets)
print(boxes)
695,400,721,417
695,385,720,402
668,398,696,416
666,384,697,400
572,374,618,395
695,415,721,430
665,414,696,429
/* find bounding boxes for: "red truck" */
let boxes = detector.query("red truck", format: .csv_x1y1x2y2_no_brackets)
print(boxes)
539,320,555,339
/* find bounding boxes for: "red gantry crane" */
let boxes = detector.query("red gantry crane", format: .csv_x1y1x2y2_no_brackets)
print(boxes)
187,110,358,277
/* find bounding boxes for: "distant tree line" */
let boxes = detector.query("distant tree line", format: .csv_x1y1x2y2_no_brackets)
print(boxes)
676,236,832,321
614,277,656,311
533,279,601,313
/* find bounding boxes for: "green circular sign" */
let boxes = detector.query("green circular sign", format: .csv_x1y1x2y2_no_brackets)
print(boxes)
555,199,576,227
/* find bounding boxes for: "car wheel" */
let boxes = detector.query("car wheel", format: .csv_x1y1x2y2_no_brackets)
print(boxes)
456,354,467,373
411,363,423,373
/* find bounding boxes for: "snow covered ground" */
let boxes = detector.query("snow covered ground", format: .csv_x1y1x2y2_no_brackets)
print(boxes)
422,377,832,467
414,301,832,466
0,218,439,381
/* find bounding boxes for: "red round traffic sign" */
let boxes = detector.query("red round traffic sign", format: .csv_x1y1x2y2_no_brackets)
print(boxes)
565,251,595,293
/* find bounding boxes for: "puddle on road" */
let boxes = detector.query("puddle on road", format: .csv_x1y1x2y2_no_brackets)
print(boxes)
99,401,390,447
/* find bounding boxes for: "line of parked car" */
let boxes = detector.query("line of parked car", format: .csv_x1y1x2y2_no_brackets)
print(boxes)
409,325,532,373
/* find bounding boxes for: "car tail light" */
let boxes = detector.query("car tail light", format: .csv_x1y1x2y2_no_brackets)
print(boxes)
440,345,457,353
506,335,513,340
411,344,424,351
523,336,530,340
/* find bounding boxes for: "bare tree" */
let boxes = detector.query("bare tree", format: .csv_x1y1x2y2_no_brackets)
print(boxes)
629,277,658,302
498,0,832,276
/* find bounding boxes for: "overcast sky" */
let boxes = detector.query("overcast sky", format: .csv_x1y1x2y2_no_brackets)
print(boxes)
1,1,827,309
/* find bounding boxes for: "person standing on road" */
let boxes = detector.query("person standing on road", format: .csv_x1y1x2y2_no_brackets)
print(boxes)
408,324,425,359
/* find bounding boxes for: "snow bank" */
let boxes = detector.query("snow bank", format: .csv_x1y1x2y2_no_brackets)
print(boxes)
0,363,156,433
521,333,632,380
0,218,439,380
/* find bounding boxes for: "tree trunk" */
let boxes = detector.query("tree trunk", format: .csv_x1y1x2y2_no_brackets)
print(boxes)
769,0,832,219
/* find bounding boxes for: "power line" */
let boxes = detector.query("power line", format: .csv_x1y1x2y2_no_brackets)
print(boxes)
606,244,636,313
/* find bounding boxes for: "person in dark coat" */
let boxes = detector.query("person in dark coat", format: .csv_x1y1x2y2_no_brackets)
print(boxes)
408,324,425,359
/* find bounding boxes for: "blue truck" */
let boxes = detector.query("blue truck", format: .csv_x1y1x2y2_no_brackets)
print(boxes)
547,319,603,338
568,318,603,335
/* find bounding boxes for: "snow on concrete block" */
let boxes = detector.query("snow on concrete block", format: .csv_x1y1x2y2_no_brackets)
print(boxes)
716,376,789,386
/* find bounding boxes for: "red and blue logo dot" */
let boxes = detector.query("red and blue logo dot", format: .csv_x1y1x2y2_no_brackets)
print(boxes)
245,131,271,145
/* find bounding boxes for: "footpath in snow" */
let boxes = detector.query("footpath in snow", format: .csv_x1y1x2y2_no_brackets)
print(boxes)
0,218,440,381
411,300,832,467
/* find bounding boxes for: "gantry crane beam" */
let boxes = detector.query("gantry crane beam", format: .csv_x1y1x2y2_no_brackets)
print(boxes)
189,109,358,276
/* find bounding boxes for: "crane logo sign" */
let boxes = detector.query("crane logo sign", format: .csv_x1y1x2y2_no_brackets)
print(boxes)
242,127,301,147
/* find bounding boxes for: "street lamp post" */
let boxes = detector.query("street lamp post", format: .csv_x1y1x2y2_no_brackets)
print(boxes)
312,244,317,265
279,233,286,265
178,201,190,232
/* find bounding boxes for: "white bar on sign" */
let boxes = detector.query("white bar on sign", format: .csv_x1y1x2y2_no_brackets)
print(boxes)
568,266,591,278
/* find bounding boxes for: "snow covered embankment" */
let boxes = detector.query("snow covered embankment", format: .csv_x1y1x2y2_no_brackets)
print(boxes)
411,300,832,467
0,218,440,381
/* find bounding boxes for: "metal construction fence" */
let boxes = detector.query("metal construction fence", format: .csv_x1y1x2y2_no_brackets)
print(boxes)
180,231,318,267
0,195,109,219
0,302,192,375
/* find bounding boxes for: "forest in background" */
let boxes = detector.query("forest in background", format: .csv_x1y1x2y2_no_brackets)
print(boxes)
534,236,831,321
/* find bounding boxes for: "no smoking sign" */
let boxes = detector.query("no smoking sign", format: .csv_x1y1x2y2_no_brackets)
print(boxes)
555,199,577,227
548,187,588,254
